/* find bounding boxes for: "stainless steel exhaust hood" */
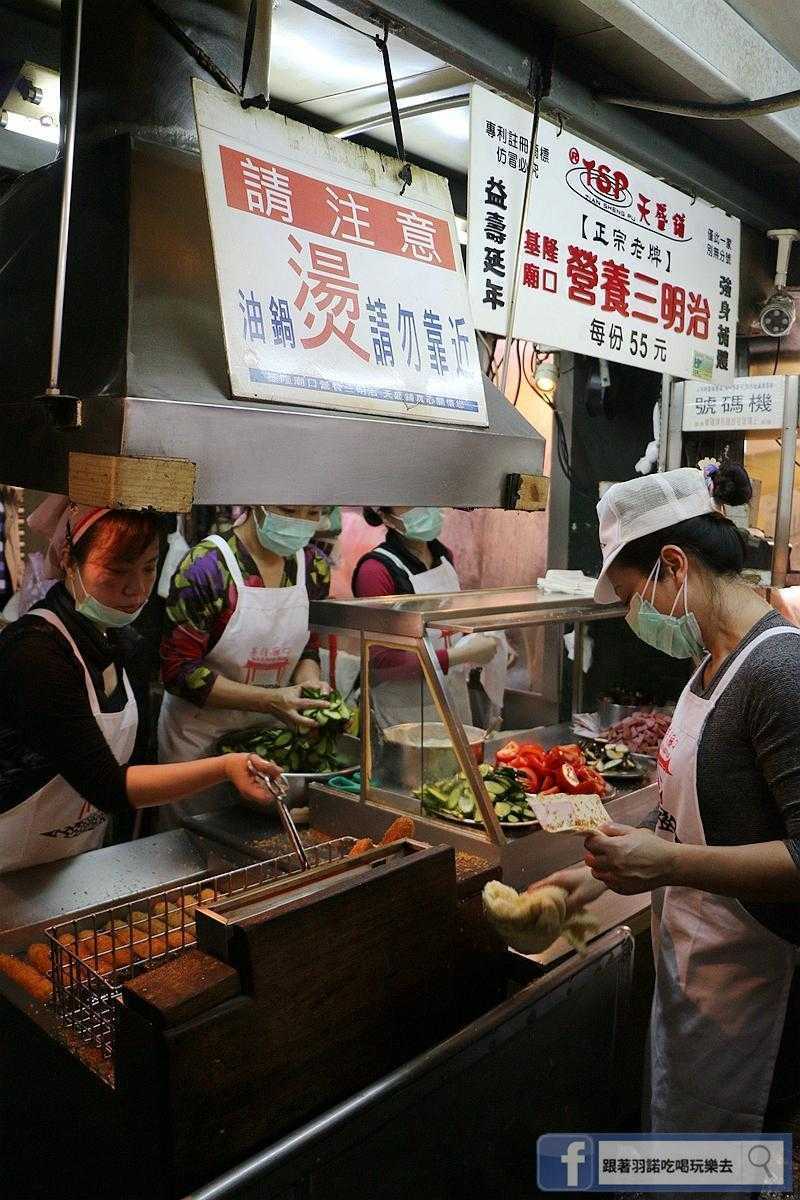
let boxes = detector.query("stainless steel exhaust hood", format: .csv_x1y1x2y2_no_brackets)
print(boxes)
0,3,544,508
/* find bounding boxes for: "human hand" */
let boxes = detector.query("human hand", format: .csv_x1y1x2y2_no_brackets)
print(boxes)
583,822,677,894
263,684,329,730
526,864,606,916
224,753,282,808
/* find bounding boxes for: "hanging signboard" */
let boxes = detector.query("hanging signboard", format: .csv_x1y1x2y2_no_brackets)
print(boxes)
511,118,740,383
467,84,534,336
193,80,487,426
682,375,786,431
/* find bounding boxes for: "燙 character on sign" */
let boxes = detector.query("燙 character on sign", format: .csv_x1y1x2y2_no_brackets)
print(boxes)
240,157,293,222
566,245,598,305
325,186,375,246
449,317,470,375
269,297,295,349
287,235,369,362
600,260,630,316
687,292,711,339
397,305,422,370
661,283,686,333
423,309,448,375
238,288,266,342
396,208,442,264
485,177,508,210
367,298,394,367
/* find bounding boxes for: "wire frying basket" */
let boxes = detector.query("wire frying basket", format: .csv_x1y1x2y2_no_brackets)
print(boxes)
45,836,355,1081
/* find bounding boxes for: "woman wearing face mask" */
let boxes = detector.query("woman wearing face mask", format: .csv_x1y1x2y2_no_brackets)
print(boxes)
158,505,331,813
352,506,499,726
530,463,800,1138
0,499,281,874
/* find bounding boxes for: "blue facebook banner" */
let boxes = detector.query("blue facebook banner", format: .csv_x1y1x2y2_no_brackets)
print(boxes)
536,1133,793,1192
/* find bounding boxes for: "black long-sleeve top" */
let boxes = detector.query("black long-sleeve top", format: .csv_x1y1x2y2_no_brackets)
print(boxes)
0,584,150,816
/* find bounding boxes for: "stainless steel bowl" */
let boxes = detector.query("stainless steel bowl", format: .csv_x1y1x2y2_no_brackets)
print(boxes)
376,722,486,791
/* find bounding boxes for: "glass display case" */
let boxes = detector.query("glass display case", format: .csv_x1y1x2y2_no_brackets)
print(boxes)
310,587,659,885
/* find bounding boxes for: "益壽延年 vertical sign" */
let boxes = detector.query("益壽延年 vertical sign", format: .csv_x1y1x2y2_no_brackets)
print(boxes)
511,119,740,383
682,376,786,431
467,84,534,336
193,80,487,426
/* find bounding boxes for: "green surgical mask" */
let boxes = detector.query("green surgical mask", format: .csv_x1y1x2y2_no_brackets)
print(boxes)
255,508,317,557
74,568,145,629
625,561,705,660
398,506,443,542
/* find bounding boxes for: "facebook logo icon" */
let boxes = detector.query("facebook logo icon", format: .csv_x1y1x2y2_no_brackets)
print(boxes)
537,1134,594,1190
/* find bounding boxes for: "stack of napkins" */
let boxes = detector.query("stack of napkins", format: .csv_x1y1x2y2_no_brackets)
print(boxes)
537,570,597,597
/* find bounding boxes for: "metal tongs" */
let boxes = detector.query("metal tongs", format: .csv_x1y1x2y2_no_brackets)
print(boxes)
247,759,310,870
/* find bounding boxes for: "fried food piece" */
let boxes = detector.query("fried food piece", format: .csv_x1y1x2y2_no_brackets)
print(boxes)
347,837,374,857
25,943,52,978
0,953,53,1001
76,931,134,974
380,816,415,844
482,881,600,955
56,932,76,947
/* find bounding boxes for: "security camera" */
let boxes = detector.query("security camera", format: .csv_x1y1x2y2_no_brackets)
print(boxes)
761,230,800,337
759,291,796,337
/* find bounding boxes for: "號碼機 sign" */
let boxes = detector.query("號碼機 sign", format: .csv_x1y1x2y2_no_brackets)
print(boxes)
467,84,534,336
193,80,487,426
683,376,786,431
512,121,740,383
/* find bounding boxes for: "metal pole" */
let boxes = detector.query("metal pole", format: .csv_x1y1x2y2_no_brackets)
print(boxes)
47,0,83,399
657,375,674,474
665,379,685,470
772,376,798,588
571,620,585,717
251,0,273,104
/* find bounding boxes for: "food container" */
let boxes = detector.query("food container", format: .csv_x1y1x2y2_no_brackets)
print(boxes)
234,734,360,812
378,722,486,790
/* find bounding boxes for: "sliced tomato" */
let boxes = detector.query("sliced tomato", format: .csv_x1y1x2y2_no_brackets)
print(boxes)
556,762,582,794
515,765,540,793
541,785,561,795
539,773,555,791
495,741,520,763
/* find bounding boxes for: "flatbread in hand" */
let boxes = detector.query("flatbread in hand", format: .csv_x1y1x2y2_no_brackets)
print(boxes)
482,880,600,955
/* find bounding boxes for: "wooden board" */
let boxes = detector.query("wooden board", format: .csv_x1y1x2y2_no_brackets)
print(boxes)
68,452,195,512
115,842,457,1196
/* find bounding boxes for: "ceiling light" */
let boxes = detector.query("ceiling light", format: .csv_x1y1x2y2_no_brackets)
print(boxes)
535,360,558,394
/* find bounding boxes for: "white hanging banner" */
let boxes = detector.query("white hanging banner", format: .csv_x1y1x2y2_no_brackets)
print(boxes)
467,84,534,336
193,80,487,426
683,375,786,431
511,118,740,383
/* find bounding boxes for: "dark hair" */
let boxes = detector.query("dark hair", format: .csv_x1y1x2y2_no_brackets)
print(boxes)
68,511,161,568
615,463,752,578
362,506,393,528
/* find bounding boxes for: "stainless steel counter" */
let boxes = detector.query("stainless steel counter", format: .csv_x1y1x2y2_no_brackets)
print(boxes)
0,829,247,936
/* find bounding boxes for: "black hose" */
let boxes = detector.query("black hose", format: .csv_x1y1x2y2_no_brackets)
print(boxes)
595,86,800,120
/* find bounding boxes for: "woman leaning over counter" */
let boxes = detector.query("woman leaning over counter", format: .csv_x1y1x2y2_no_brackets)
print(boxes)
0,498,279,875
158,505,331,813
533,464,800,1135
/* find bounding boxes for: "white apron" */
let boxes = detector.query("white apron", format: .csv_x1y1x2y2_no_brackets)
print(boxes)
0,610,138,875
649,626,800,1134
368,548,472,727
158,535,310,814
